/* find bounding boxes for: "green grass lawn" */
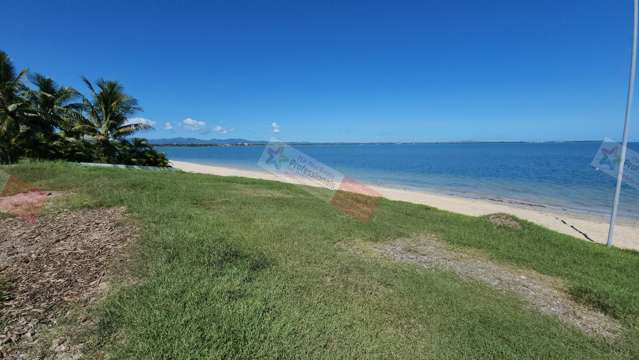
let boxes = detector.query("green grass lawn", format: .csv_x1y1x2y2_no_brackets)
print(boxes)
3,161,639,358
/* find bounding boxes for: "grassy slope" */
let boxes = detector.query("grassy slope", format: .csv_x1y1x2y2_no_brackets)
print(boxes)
4,161,639,359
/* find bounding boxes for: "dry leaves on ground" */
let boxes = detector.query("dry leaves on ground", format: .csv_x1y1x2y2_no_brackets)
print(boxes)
0,206,133,358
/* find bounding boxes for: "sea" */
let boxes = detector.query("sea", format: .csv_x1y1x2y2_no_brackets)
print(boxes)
161,142,639,220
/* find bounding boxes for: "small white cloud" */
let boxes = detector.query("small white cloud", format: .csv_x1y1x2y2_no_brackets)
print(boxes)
181,117,207,131
164,122,173,130
126,117,155,127
272,122,281,134
214,125,234,134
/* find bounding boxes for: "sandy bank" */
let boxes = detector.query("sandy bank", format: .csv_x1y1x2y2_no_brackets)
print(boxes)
170,160,639,251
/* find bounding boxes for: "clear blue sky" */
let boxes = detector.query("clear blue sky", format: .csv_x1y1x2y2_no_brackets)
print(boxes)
3,0,638,142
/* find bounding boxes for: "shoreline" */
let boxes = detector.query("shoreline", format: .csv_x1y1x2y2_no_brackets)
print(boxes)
362,181,637,225
170,160,639,251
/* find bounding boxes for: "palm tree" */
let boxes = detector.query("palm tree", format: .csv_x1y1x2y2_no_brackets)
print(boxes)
20,73,83,158
79,78,151,140
77,78,152,161
0,50,28,163
25,73,81,137
0,50,165,166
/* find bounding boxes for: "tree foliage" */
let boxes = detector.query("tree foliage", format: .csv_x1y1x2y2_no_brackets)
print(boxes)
0,50,168,166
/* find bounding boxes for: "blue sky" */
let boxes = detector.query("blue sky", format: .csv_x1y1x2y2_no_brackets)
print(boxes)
3,0,637,142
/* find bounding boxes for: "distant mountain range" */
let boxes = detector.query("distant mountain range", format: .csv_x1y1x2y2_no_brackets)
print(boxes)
149,137,267,146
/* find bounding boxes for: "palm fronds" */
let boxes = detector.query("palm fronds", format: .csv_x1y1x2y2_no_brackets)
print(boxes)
0,49,167,166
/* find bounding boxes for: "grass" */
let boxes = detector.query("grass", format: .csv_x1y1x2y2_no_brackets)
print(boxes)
3,161,639,358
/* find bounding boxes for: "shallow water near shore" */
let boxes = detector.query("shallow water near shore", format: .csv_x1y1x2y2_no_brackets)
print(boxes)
161,142,639,220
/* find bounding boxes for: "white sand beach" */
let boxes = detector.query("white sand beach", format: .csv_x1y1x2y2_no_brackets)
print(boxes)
171,160,639,251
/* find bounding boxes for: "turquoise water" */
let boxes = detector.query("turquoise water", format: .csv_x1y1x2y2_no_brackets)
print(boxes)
161,142,639,219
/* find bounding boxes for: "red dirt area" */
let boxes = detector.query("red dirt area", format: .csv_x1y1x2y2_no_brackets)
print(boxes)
0,176,50,223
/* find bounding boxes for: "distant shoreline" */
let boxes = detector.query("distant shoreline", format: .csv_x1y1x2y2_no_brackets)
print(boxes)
170,160,639,251
153,140,639,147
153,143,266,147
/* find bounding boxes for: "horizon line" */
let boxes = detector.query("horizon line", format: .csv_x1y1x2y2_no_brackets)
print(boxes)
148,138,639,145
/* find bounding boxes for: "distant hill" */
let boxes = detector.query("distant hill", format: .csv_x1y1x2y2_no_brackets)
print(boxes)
149,137,267,146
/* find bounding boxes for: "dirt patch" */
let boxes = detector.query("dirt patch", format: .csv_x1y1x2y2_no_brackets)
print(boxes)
373,238,620,338
0,191,54,223
486,213,522,230
0,175,56,223
0,207,134,358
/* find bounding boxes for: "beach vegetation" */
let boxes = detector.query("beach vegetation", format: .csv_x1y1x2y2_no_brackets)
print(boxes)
0,50,167,166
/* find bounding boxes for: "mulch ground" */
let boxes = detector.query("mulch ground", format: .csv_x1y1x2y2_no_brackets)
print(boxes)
0,206,133,358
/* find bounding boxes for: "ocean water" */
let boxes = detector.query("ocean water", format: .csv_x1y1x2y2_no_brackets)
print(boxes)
161,142,639,219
